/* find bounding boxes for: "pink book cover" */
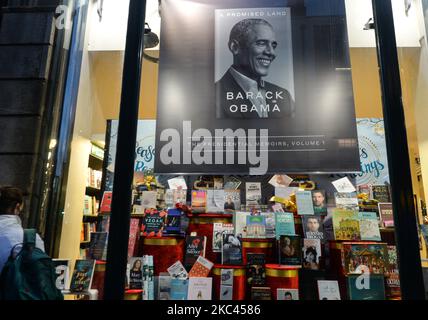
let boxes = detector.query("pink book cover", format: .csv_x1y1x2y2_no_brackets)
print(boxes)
128,218,140,258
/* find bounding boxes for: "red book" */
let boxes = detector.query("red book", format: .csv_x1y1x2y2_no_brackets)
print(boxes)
100,191,113,213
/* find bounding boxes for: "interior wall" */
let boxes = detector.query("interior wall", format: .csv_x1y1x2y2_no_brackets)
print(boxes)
89,50,159,136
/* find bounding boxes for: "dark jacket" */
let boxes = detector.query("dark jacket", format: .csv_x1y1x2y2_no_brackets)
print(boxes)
215,69,295,119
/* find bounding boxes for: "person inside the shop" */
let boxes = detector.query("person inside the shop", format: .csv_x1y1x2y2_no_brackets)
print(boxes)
0,186,45,273
216,18,294,119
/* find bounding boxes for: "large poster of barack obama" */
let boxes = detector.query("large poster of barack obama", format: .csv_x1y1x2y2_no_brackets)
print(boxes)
155,0,360,175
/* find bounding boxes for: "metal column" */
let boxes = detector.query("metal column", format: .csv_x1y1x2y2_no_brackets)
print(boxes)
104,0,147,300
372,0,426,300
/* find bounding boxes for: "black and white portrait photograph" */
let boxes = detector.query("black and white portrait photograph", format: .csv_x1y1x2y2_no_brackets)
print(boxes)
215,8,295,119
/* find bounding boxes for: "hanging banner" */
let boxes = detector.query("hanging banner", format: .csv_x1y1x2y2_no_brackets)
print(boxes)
155,0,360,175
356,118,390,186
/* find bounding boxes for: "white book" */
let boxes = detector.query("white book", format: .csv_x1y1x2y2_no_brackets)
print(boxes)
317,280,341,300
141,191,157,209
277,288,299,300
187,277,213,300
206,190,225,213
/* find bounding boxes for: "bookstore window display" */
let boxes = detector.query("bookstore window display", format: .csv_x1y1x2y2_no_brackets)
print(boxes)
51,0,428,301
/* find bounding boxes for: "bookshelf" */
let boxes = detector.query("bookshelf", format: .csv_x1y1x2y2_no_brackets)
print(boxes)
80,142,105,249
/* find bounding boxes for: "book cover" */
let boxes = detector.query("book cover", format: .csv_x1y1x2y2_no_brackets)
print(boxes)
275,187,299,202
275,212,295,239
158,274,172,300
262,212,276,238
343,243,389,274
269,175,293,189
224,190,241,213
206,189,225,213
335,192,359,211
141,209,167,237
168,176,187,190
279,235,302,266
170,278,188,300
100,191,112,214
52,259,70,291
378,203,394,227
277,288,299,300
347,274,386,300
187,277,213,300
191,190,207,213
317,280,341,300
184,236,207,269
233,212,250,238
224,176,241,190
246,182,262,208
332,209,361,241
128,218,140,258
220,284,233,300
83,196,91,216
221,269,234,286
165,189,174,208
246,215,267,238
88,232,108,261
247,253,266,287
163,208,184,236
302,239,321,270
385,245,401,297
167,261,189,280
251,287,272,300
302,215,324,240
70,260,96,293
312,190,327,215
141,191,157,209
213,177,224,190
332,177,356,193
296,191,315,215
173,189,187,205
222,233,243,265
359,212,381,241
188,256,214,278
372,185,391,203
212,223,224,253
129,257,144,289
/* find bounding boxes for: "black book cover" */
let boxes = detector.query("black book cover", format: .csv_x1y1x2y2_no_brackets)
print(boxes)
251,287,272,300
279,235,302,266
247,253,266,287
222,233,243,265
184,236,206,269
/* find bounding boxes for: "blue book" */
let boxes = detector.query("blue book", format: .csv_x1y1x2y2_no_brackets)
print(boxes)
359,212,381,241
275,212,295,239
296,191,315,215
170,279,189,300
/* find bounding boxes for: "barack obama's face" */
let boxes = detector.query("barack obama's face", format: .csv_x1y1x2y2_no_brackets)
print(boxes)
231,24,278,81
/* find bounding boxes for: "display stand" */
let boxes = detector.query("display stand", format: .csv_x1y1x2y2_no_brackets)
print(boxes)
265,265,300,300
